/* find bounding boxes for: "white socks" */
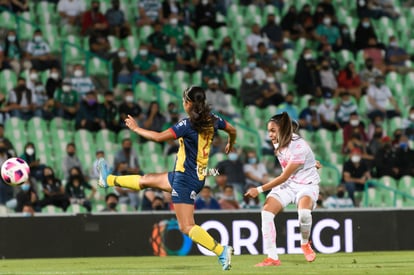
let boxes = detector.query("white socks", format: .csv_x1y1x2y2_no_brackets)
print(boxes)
261,210,278,260
298,209,312,245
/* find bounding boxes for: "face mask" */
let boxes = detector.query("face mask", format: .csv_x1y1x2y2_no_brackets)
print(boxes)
245,78,254,84
323,18,331,25
228,152,238,161
34,36,42,43
30,73,38,80
351,155,361,163
26,147,35,156
68,152,75,157
350,119,359,127
50,72,59,80
74,70,83,77
21,184,30,192
8,35,16,42
222,195,235,201
62,85,71,92
390,41,398,47
202,0,208,5
266,77,275,83
170,18,178,25
248,62,256,69
35,85,43,92
362,22,370,28
325,99,333,106
322,65,330,70
337,190,345,198
118,51,127,58
304,53,312,60
87,99,97,106
310,105,318,111
125,95,134,103
92,6,99,12
108,202,117,209
139,49,148,56
207,45,214,52
248,157,256,164
23,212,32,217
123,147,131,153
366,64,373,70
410,113,414,120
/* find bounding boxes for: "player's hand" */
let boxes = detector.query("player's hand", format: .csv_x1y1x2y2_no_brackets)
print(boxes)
125,115,138,131
244,187,259,198
224,142,233,154
315,160,322,169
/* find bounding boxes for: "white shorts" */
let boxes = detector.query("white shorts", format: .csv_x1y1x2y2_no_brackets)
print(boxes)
267,179,319,210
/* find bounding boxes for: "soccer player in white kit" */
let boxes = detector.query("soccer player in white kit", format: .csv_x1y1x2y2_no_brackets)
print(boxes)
245,112,320,266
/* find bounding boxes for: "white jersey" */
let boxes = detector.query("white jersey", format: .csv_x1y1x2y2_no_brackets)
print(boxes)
274,134,320,185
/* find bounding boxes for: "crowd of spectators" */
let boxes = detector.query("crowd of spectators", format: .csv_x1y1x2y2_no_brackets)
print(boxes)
0,0,413,212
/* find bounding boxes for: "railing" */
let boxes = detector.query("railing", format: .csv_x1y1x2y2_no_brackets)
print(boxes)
363,179,414,207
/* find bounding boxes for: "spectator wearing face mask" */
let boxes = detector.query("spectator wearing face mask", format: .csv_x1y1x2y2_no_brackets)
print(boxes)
20,142,46,182
118,89,143,129
195,186,221,210
114,138,141,175
294,48,322,96
3,29,23,74
112,47,135,86
101,193,119,212
315,15,342,51
373,136,398,178
141,190,170,211
105,0,131,39
239,71,265,107
15,181,39,215
359,58,382,85
342,112,368,154
70,64,95,100
54,79,79,120
39,166,70,212
65,167,95,212
218,185,240,210
277,92,299,121
163,15,185,46
366,75,401,120
81,0,109,36
342,148,372,206
45,67,62,99
7,77,36,121
147,20,169,59
354,17,377,51
243,149,268,207
99,91,119,133
317,92,340,132
299,98,321,131
75,91,104,132
25,29,61,71
323,185,354,209
216,148,246,199
393,135,414,179
133,44,161,84
62,142,84,180
242,55,266,84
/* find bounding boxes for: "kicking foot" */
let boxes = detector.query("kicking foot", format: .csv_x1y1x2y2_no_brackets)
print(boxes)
218,245,233,271
96,158,110,188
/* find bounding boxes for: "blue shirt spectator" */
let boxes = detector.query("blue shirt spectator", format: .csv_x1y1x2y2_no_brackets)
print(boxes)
195,186,221,210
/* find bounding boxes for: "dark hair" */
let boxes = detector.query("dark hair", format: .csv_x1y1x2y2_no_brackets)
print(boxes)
105,193,119,202
146,101,161,117
345,62,354,78
268,112,293,153
183,86,215,133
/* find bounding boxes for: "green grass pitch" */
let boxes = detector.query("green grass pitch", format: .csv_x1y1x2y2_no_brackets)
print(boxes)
0,251,413,275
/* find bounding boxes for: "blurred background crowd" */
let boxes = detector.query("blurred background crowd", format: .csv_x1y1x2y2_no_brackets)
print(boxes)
0,0,413,215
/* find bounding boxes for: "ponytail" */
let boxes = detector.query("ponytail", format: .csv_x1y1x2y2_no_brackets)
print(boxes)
183,86,215,133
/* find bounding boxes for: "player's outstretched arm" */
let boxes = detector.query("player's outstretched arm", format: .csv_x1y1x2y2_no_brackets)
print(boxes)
125,114,175,142
223,121,237,154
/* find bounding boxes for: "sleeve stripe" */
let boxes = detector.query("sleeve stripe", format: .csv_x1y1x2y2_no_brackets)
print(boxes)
169,127,177,139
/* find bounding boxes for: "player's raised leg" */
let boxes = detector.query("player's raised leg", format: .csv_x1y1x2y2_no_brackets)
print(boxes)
97,158,172,192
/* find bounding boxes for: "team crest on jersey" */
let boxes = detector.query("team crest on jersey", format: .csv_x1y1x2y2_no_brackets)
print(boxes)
190,191,197,200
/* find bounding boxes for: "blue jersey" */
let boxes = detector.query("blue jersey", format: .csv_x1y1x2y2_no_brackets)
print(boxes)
169,114,227,181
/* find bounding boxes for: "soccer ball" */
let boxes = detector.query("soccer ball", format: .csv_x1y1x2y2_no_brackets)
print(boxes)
1,158,30,186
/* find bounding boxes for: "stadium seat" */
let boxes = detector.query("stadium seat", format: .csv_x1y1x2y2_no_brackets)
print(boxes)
88,57,109,76
0,70,17,95
0,10,17,30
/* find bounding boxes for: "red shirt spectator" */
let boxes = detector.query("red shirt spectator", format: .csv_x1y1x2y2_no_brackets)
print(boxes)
81,0,109,36
337,68,361,89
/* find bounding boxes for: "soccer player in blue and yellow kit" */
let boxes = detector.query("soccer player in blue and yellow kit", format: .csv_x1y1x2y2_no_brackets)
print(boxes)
97,86,237,270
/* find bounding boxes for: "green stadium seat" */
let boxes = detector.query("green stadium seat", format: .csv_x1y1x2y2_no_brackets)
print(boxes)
88,57,109,76
108,36,122,51
208,153,226,168
318,164,340,191
134,81,157,103
196,26,214,46
0,10,17,30
123,35,140,58
379,176,398,189
0,70,17,95
139,25,153,42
